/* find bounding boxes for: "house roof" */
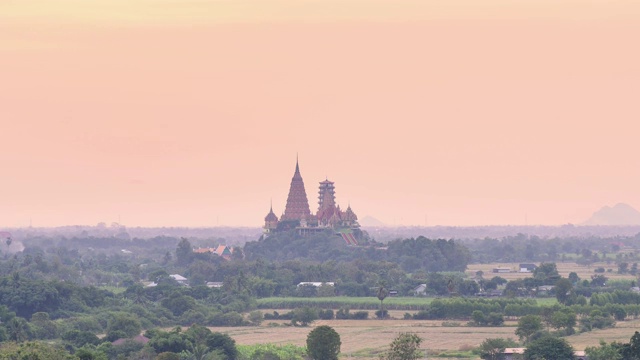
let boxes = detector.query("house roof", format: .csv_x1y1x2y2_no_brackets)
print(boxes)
112,335,149,346
170,274,187,281
214,245,232,256
503,348,586,357
504,348,525,354
297,282,334,287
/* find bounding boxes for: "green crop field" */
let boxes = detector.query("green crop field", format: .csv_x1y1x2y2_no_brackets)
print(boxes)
257,297,433,310
257,296,557,310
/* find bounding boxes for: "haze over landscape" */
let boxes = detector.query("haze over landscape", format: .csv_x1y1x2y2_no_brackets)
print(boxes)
2,0,639,228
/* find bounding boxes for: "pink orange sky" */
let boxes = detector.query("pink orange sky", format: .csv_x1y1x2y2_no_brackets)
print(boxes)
1,1,639,227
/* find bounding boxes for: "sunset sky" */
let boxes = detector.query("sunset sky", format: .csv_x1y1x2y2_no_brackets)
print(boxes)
1,1,639,227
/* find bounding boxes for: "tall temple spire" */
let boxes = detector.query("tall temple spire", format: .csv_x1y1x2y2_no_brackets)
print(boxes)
282,156,311,221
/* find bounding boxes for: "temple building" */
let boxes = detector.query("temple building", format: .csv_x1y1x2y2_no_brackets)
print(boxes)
263,159,361,243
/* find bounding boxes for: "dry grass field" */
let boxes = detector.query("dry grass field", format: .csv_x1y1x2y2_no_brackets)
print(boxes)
466,261,638,282
566,318,640,350
207,311,640,359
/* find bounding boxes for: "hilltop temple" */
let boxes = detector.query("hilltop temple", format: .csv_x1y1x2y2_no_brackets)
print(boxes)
263,159,360,243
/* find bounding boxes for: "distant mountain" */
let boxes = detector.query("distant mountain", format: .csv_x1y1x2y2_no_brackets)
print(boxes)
583,203,640,225
359,215,385,227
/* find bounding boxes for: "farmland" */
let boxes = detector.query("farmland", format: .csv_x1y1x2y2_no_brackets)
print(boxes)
208,315,640,359
467,261,638,282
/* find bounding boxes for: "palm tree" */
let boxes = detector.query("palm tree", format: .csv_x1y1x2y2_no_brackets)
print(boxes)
7,317,29,342
377,282,389,319
190,344,210,360
127,284,149,307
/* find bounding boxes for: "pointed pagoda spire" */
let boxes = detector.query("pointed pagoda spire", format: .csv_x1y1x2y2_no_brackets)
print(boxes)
282,156,311,221
264,198,278,223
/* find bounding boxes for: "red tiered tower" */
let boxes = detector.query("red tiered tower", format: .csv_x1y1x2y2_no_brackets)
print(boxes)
281,158,311,221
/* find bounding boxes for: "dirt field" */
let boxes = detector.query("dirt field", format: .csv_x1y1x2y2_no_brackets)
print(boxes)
566,318,640,350
466,262,638,282
207,312,640,359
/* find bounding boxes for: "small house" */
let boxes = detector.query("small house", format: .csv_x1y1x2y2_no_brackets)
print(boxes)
194,247,216,254
502,348,587,360
519,263,537,273
297,282,335,287
502,348,525,360
414,284,427,296
493,267,511,273
537,285,555,295
574,350,588,360
206,282,224,288
170,274,189,286
214,245,233,259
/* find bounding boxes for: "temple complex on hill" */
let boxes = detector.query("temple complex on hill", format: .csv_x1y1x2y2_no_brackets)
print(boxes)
263,159,361,244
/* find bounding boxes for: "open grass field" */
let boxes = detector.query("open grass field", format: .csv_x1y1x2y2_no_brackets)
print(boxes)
207,314,640,359
467,261,638,282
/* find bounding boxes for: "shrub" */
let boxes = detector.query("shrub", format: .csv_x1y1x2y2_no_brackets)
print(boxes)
306,325,341,360
210,312,244,326
318,309,334,320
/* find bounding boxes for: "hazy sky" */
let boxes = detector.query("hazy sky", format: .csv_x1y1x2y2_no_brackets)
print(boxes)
1,1,639,227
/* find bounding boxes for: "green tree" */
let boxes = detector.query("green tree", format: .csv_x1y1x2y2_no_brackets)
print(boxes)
206,332,238,360
554,278,574,305
533,263,560,285
125,284,149,306
591,274,608,287
0,342,70,360
585,340,623,360
620,331,640,360
306,325,341,360
62,329,101,348
382,332,423,360
157,353,181,360
188,344,212,360
291,307,318,326
161,293,197,316
6,317,30,342
477,338,518,360
568,272,580,284
515,315,543,343
30,311,58,339
550,309,577,335
176,238,194,266
106,313,142,341
183,324,212,346
248,310,264,326
147,327,194,354
524,335,575,360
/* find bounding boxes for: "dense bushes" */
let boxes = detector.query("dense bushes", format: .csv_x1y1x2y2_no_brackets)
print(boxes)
336,308,368,320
